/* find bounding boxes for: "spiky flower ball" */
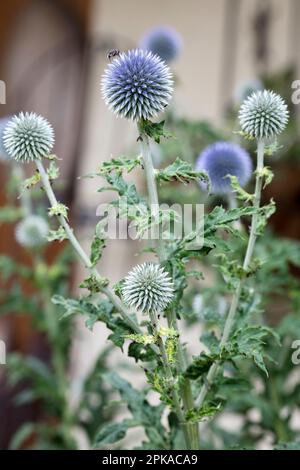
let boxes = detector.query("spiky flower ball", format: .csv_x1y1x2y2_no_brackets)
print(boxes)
3,112,54,163
139,26,182,62
15,215,49,248
0,116,12,162
101,49,173,120
196,141,252,195
122,263,174,313
239,90,289,140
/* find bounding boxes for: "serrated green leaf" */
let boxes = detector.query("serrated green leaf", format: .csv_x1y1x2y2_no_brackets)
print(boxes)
47,226,67,242
157,157,209,185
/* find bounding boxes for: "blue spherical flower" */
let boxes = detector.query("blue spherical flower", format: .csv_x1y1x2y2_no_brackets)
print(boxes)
101,49,173,120
196,141,253,195
0,116,12,162
3,112,54,163
139,26,182,62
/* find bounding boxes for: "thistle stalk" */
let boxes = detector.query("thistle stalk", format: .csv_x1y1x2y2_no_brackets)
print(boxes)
196,140,265,408
138,126,200,450
148,308,190,449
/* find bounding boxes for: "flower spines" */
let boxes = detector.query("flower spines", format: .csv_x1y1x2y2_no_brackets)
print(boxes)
122,263,174,313
239,90,289,140
3,112,55,162
101,49,173,120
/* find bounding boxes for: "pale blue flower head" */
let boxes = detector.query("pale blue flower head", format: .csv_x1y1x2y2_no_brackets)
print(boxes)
239,90,289,140
101,49,173,120
122,263,174,313
0,116,13,162
196,141,253,195
139,26,182,62
3,112,54,163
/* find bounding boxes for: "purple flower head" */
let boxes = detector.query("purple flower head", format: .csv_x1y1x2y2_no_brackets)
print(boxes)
0,116,12,162
101,49,173,121
139,26,182,62
196,141,253,195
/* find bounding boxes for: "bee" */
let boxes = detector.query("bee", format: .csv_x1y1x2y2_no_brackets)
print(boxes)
107,49,121,61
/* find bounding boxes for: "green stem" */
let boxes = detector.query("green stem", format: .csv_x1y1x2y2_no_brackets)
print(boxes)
138,128,200,449
149,309,190,449
35,159,158,353
196,140,265,409
138,130,164,261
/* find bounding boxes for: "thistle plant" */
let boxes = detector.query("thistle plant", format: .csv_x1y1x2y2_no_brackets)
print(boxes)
5,56,292,451
195,90,289,410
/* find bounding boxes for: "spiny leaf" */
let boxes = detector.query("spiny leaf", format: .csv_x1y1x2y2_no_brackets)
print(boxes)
80,275,109,294
139,119,172,144
48,203,69,219
97,155,141,176
47,226,67,242
228,175,254,203
22,171,41,190
186,403,221,423
156,157,209,185
47,161,60,181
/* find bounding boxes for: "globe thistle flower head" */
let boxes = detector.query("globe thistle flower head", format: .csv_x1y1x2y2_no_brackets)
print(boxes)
239,90,289,140
15,215,49,248
196,141,253,195
0,116,13,162
139,26,182,62
122,263,174,313
3,112,55,163
101,49,173,120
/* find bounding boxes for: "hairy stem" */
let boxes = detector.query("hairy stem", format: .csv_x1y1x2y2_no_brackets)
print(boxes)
138,131,165,261
196,140,265,408
138,129,200,449
35,159,158,351
149,309,190,449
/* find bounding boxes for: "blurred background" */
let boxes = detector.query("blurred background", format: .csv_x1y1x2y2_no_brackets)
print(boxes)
0,0,300,449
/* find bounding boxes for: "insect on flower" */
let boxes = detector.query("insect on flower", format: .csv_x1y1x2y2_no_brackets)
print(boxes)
107,49,121,61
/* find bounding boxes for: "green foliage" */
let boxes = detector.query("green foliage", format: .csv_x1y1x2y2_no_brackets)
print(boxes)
47,161,60,181
186,325,279,380
0,206,24,224
139,119,172,143
48,203,69,219
47,226,68,242
94,372,167,449
97,155,141,176
156,157,209,185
